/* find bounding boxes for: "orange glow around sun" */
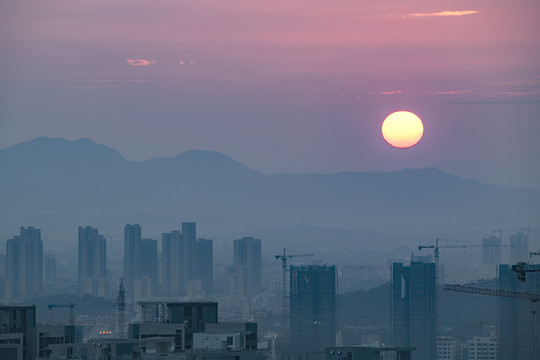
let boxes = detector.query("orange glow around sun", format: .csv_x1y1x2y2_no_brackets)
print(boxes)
381,111,424,148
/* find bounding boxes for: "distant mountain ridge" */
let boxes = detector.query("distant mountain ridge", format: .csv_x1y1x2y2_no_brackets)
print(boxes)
1,137,539,238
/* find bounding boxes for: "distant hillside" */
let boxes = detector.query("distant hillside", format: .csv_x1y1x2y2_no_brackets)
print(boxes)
0,137,539,238
338,279,497,343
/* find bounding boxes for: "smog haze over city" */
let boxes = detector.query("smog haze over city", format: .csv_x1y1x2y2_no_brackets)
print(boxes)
1,1,539,360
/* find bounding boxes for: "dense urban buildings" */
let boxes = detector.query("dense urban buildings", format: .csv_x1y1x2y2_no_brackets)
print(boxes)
78,226,107,297
289,264,336,353
498,264,540,360
6,227,43,299
391,260,436,360
3,219,539,360
325,346,414,360
134,300,218,350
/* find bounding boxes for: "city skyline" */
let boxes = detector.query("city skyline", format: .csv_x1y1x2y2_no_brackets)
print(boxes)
1,1,540,359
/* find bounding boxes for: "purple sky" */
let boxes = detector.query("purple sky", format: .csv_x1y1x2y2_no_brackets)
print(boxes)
1,0,539,189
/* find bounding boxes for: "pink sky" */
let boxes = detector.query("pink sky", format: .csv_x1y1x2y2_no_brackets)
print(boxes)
1,0,539,188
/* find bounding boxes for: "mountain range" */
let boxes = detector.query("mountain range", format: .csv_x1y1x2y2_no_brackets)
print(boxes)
1,137,539,239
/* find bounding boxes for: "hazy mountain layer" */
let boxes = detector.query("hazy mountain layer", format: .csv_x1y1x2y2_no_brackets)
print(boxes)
1,137,538,239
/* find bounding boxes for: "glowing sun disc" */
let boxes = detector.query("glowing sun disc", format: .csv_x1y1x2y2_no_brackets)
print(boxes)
381,111,424,148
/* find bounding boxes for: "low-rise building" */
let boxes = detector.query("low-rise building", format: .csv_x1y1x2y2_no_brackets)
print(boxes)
0,306,37,360
466,335,497,360
437,336,460,360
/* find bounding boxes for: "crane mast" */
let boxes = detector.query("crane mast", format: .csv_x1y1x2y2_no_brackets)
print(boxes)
418,238,487,284
117,278,126,339
274,248,314,341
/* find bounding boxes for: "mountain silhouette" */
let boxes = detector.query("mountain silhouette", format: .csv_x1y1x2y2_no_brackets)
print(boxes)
1,137,538,237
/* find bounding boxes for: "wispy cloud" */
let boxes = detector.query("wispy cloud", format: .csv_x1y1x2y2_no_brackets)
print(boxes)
407,10,479,18
89,79,153,83
432,89,471,95
126,58,157,66
432,86,540,97
380,90,403,95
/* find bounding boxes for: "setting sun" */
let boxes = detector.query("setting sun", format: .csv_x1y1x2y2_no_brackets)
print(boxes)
381,111,424,148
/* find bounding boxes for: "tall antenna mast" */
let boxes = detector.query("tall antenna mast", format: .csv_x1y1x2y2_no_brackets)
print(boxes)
117,278,126,339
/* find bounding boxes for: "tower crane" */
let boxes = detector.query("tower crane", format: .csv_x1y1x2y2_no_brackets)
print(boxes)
48,303,75,325
445,282,540,359
274,248,314,339
512,262,540,282
418,238,489,283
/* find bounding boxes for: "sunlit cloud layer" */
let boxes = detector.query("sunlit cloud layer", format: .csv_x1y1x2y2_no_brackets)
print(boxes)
408,10,479,18
126,58,157,66
380,90,403,95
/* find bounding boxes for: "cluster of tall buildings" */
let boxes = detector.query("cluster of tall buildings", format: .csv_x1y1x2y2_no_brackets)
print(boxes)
0,223,268,302
160,222,212,298
390,232,539,360
0,227,43,300
482,231,530,266
1,224,538,360
79,222,213,299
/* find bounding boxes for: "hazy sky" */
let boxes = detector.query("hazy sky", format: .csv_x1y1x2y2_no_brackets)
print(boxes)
1,0,539,189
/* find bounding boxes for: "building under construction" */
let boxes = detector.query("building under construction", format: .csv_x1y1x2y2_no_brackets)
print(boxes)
289,265,336,353
498,264,540,360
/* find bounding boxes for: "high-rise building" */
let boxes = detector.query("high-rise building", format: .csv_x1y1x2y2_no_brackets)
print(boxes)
161,222,202,297
78,226,107,297
134,238,158,299
289,265,336,352
498,264,540,360
392,261,436,360
44,254,57,284
181,222,198,291
124,224,159,298
509,232,528,263
197,238,213,295
161,230,181,296
0,254,9,302
124,224,142,296
482,236,501,266
233,237,261,296
6,227,43,299
0,254,6,277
